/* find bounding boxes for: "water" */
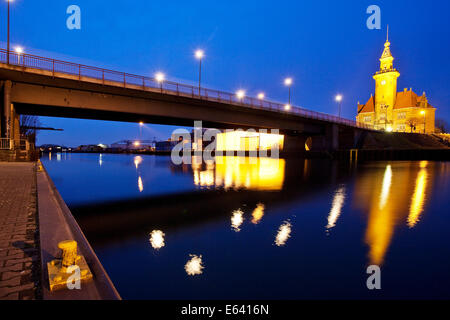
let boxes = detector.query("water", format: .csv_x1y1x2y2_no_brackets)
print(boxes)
42,153,450,299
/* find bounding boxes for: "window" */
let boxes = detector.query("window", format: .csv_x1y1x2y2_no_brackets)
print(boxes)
397,112,406,120
398,124,406,131
364,116,372,122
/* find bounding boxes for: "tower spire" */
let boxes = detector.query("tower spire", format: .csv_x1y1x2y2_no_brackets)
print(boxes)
387,25,389,42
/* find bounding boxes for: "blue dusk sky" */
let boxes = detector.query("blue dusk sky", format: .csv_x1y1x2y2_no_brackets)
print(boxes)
1,0,449,146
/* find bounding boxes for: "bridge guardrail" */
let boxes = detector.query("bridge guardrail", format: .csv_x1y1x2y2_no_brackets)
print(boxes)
0,49,374,130
0,138,11,150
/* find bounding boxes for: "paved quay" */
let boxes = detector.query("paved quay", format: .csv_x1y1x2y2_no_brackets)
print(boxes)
0,162,41,300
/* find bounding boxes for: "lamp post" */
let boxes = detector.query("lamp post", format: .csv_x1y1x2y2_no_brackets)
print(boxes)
420,110,426,134
14,46,22,65
6,0,12,64
155,72,165,93
139,121,144,140
195,50,204,96
284,78,293,105
236,90,245,102
335,94,343,119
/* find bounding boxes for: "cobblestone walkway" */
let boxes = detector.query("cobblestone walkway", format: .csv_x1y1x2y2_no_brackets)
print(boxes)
0,162,41,300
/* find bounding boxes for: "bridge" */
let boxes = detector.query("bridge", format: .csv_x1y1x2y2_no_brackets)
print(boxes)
0,48,374,154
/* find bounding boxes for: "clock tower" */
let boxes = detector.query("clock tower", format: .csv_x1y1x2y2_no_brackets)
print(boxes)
372,29,400,129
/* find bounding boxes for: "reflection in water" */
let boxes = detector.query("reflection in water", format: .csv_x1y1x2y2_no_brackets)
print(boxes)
134,156,143,169
231,209,244,232
149,230,165,250
57,153,61,162
366,164,394,265
251,203,265,224
275,221,292,247
138,176,144,193
408,161,428,228
326,186,346,231
185,254,204,276
379,165,392,209
99,154,103,166
193,156,285,191
41,154,450,298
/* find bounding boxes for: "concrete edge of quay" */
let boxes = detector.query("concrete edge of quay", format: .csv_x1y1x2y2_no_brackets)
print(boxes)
37,162,121,300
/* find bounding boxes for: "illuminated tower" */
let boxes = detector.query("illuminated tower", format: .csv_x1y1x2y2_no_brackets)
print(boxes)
372,28,400,130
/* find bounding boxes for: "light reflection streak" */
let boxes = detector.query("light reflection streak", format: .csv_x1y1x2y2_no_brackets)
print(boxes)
326,186,346,231
99,154,103,166
275,221,292,246
379,165,392,209
408,161,428,228
134,156,143,169
251,203,265,224
231,209,244,232
185,254,204,276
138,176,144,192
149,230,165,250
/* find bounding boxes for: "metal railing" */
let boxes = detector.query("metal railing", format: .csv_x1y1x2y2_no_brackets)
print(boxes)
0,138,11,150
0,48,375,130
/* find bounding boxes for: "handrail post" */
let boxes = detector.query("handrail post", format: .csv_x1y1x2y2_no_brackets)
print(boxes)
102,70,105,85
78,65,81,80
52,59,55,77
124,73,126,87
176,83,179,95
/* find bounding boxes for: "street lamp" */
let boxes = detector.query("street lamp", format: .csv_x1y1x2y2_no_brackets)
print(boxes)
14,46,23,65
6,0,14,64
420,110,426,134
155,72,165,92
257,92,265,100
139,121,144,139
284,104,291,111
335,94,343,119
284,77,293,105
195,49,204,96
236,90,245,101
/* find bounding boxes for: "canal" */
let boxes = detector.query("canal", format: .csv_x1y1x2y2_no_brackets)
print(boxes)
42,153,450,299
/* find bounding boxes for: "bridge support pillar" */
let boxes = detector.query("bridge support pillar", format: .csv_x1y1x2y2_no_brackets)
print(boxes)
310,124,339,151
283,135,307,153
1,80,20,145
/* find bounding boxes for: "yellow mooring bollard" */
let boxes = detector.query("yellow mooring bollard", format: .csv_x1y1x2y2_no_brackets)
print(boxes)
37,160,44,172
47,240,93,291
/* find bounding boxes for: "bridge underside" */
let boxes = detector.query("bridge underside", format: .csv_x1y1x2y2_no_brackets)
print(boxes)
0,66,365,152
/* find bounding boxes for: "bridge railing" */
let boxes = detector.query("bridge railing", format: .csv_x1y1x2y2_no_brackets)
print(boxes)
0,49,375,130
0,138,11,150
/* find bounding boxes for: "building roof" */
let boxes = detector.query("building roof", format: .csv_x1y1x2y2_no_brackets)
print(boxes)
358,96,375,114
358,90,433,113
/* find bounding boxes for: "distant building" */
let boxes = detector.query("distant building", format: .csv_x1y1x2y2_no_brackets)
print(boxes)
76,144,106,152
356,34,436,133
110,140,153,151
155,140,177,152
